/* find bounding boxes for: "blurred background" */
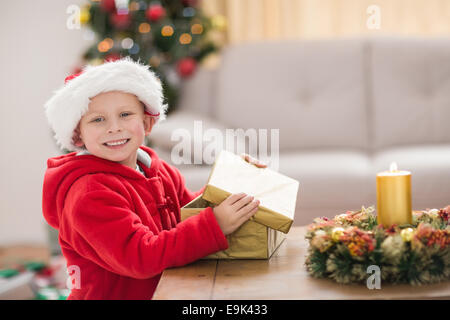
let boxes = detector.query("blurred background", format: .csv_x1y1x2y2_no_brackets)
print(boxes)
1,0,450,299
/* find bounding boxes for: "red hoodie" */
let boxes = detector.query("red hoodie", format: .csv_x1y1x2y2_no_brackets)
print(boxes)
42,146,228,300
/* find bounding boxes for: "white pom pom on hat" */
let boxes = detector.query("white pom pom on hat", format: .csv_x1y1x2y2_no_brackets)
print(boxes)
44,57,167,152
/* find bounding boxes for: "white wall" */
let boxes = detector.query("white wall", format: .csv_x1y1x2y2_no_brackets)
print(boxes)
0,0,91,245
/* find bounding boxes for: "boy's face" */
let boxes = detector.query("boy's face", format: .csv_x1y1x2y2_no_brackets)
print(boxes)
73,91,155,169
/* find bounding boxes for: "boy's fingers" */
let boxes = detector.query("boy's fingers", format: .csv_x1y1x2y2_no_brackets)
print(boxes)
242,154,257,165
241,153,267,168
223,192,246,205
254,162,267,168
236,205,259,226
236,199,260,216
241,153,251,162
232,195,254,210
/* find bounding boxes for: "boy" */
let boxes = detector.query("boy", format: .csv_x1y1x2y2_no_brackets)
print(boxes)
42,58,264,300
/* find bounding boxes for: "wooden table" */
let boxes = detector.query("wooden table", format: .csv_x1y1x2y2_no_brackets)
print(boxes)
153,226,450,300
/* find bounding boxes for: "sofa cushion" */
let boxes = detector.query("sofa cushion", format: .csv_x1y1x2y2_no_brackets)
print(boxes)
278,150,373,225
372,144,450,210
150,111,226,151
370,37,450,149
214,39,369,151
149,111,246,165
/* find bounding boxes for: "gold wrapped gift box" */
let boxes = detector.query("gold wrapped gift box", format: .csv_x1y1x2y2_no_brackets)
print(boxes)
181,150,300,259
182,196,286,259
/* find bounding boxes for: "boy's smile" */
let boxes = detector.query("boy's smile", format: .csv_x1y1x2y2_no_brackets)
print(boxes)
73,90,154,169
103,138,130,147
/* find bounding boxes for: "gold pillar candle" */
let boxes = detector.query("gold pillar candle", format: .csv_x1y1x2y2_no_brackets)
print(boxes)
376,162,412,228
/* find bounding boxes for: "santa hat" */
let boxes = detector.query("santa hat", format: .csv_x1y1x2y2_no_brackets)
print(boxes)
44,57,167,152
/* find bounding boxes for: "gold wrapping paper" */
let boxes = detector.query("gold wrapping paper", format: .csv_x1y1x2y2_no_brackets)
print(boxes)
202,150,299,234
181,196,286,259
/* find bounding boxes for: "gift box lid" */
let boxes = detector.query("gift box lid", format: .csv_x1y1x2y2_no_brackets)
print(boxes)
202,150,300,233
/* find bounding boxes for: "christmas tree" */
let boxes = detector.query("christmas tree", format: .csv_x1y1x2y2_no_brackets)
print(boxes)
78,0,224,113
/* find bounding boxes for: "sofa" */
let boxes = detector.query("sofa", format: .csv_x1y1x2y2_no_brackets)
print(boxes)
149,36,450,226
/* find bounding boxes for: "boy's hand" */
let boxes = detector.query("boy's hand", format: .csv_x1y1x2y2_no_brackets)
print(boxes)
240,153,267,168
213,193,260,235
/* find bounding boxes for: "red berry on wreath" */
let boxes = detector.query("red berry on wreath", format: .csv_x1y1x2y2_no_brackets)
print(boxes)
146,4,166,22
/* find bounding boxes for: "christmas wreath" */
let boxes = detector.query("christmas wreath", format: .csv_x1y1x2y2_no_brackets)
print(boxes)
305,206,450,285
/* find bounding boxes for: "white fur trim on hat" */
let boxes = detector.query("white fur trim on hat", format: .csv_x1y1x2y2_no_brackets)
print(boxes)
44,57,167,152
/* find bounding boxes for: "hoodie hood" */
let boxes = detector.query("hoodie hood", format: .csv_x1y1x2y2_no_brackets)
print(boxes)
42,146,159,229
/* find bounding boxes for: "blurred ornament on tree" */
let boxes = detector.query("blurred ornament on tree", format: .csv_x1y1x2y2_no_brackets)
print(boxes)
105,52,121,62
100,0,116,12
146,4,166,22
176,57,196,78
80,5,91,24
110,12,131,29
